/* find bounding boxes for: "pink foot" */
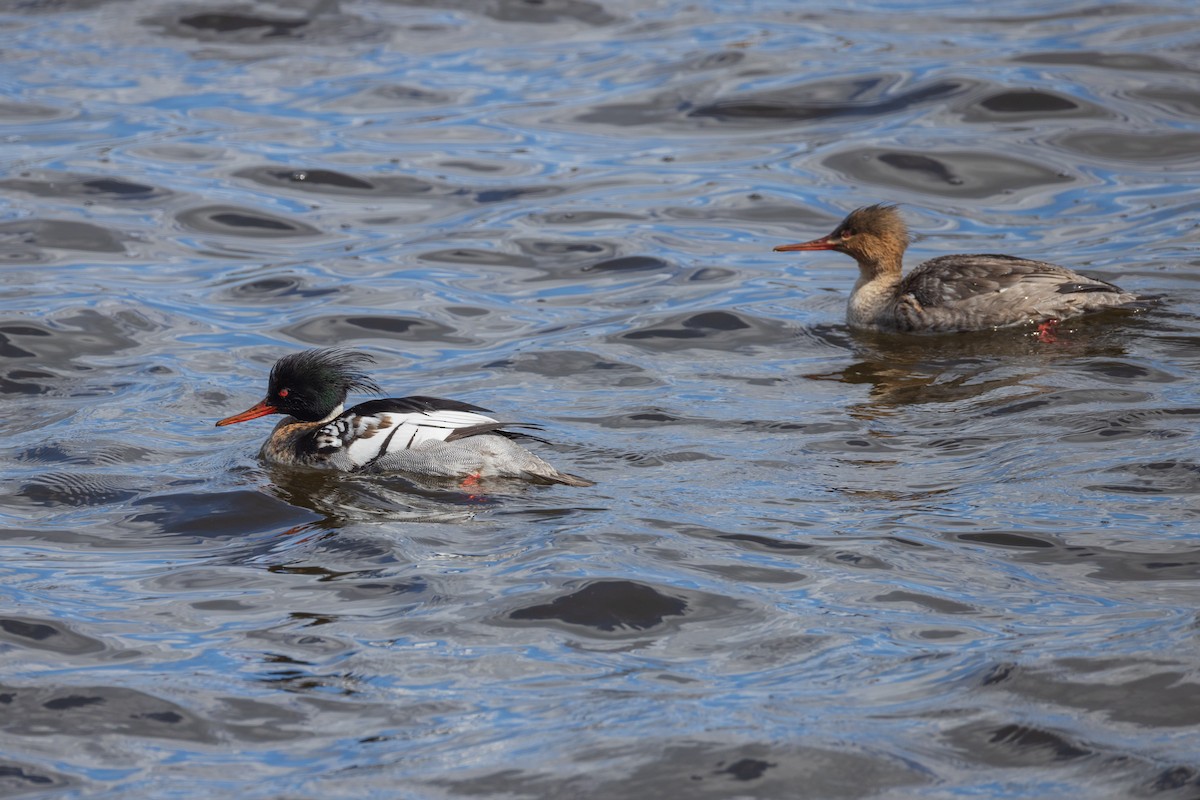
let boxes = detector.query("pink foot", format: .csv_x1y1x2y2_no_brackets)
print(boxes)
1036,319,1059,343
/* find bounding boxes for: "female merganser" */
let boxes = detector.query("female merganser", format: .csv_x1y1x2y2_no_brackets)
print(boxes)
773,204,1137,333
215,349,593,487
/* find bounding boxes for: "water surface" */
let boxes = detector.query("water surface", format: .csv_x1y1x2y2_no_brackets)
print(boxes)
3,0,1200,797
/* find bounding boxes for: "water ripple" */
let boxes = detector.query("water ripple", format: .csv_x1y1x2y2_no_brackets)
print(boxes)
2,0,1200,796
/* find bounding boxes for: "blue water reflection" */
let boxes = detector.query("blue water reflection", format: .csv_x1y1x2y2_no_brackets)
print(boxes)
2,0,1200,796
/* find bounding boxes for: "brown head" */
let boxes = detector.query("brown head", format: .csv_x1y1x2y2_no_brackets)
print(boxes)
774,204,910,275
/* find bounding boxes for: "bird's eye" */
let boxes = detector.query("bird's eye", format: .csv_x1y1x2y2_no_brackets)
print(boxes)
841,228,856,238
278,388,290,398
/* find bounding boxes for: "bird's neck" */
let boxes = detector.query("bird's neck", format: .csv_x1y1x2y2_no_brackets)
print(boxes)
259,404,344,465
262,417,326,466
315,403,344,424
847,256,904,329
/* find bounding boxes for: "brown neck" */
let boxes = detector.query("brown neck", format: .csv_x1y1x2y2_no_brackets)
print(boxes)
260,417,325,466
850,238,905,280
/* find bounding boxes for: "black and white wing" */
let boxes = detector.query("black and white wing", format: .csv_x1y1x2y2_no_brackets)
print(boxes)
309,396,508,469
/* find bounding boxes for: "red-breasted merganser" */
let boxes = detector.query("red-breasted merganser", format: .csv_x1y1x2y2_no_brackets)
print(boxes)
215,349,593,487
773,204,1137,333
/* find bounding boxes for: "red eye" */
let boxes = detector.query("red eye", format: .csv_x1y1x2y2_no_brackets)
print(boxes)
278,388,289,398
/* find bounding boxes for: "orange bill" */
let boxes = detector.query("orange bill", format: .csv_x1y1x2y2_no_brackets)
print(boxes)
215,399,277,427
773,235,838,252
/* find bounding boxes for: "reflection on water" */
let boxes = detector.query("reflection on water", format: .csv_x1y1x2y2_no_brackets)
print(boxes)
3,0,1200,796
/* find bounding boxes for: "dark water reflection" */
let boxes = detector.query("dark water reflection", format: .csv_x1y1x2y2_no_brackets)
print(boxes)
3,0,1200,797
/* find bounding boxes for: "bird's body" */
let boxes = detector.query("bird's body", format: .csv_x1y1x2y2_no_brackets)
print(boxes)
216,350,592,487
775,204,1136,333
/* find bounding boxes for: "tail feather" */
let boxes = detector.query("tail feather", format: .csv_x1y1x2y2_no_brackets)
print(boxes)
523,469,595,488
445,421,543,442
1057,281,1124,295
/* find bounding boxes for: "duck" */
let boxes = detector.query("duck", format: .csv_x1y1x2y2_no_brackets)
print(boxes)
215,348,593,487
773,204,1137,333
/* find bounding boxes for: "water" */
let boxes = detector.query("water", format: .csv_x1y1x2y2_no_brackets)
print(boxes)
3,0,1200,796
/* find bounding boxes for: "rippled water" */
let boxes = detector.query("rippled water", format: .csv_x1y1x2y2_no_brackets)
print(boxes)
3,0,1200,796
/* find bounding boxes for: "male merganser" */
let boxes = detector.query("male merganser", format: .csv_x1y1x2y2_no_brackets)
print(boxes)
215,349,593,487
773,204,1137,333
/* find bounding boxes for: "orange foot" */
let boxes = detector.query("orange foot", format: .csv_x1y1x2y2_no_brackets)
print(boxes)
276,523,317,542
459,472,489,502
1036,318,1059,343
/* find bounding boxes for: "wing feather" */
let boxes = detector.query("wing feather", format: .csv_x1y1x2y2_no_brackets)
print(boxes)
303,395,561,469
309,398,513,468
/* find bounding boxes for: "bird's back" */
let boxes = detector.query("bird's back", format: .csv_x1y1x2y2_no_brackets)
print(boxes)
887,254,1135,332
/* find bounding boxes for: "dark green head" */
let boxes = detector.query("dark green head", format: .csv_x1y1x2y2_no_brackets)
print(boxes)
216,349,381,426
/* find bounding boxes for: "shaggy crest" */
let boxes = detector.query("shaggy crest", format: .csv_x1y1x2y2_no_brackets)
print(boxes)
265,349,382,422
835,204,908,244
270,349,381,397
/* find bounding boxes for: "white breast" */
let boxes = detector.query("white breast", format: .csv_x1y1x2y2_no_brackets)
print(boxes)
317,409,500,467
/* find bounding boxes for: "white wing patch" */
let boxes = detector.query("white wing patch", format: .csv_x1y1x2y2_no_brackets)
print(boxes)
317,409,500,467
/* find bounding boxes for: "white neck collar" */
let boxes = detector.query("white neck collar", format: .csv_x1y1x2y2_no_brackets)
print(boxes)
315,403,344,424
